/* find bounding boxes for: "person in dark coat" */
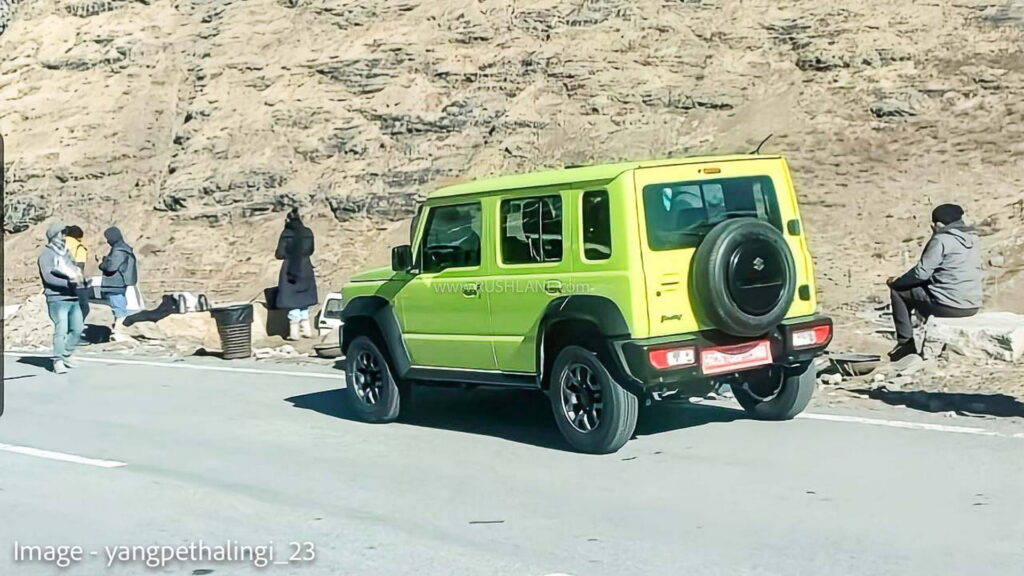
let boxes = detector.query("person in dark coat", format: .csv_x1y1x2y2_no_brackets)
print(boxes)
99,226,138,340
275,209,318,339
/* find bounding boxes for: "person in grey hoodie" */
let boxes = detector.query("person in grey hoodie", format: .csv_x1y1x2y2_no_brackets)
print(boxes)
38,222,86,374
887,204,982,361
98,226,138,339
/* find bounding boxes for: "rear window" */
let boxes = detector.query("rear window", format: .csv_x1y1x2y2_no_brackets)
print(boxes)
642,176,782,250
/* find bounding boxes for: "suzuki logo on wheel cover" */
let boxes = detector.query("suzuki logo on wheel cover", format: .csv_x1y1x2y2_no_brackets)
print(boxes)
752,257,765,271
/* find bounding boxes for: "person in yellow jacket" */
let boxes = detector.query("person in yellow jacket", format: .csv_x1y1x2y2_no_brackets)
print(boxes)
64,225,91,319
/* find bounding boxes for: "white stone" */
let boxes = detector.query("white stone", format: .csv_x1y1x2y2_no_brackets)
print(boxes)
924,313,1024,362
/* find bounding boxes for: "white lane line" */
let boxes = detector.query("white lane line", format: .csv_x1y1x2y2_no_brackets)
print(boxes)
0,443,127,468
798,412,1024,439
3,352,341,380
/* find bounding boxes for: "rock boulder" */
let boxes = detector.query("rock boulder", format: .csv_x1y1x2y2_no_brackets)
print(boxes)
923,313,1024,362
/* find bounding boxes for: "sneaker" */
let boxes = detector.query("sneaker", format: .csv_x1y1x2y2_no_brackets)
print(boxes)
53,360,68,375
62,356,79,369
888,341,917,362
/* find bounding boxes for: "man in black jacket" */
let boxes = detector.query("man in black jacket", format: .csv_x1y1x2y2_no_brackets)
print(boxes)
99,227,138,340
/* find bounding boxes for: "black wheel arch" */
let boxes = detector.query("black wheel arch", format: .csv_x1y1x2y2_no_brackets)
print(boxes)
341,295,411,378
536,295,632,389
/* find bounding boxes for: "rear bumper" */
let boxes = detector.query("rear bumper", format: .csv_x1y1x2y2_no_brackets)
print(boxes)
608,314,833,398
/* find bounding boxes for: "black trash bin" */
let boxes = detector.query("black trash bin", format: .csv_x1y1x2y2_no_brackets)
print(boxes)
210,304,254,360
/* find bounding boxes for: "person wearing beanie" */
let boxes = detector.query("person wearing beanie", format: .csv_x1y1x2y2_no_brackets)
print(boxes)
38,222,86,374
886,203,982,361
98,226,139,341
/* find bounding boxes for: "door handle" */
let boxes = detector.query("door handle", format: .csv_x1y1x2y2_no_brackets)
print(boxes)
544,280,563,295
462,282,480,297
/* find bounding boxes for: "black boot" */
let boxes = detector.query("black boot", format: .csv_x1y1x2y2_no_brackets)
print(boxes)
888,340,917,362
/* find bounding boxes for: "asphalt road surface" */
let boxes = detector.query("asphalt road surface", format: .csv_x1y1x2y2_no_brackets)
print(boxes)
2,353,1023,576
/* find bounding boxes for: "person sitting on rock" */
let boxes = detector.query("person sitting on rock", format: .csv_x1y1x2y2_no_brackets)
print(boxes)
886,203,982,361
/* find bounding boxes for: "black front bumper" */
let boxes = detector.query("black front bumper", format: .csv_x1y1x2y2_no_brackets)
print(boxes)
607,314,833,399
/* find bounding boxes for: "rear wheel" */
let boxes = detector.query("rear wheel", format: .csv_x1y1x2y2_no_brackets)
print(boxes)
549,346,638,454
733,362,816,420
343,335,402,423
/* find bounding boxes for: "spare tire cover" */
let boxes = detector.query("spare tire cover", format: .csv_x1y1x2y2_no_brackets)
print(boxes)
691,218,796,338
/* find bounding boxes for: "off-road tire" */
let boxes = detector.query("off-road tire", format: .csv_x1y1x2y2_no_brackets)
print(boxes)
733,362,816,420
692,218,797,337
549,346,638,454
344,335,402,423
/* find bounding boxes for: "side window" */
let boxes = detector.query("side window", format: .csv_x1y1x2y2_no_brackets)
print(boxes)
420,203,481,273
582,190,611,260
500,195,563,264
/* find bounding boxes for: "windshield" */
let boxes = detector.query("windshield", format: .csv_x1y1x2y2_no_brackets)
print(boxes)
642,176,783,250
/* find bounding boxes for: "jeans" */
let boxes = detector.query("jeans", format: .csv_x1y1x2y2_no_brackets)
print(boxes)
287,308,310,323
108,289,128,319
47,299,84,360
890,286,977,344
76,287,91,320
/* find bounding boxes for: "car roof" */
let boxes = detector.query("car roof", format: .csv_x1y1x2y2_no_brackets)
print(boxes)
428,154,783,199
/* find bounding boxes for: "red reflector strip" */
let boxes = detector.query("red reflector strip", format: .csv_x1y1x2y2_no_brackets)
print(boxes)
700,340,773,376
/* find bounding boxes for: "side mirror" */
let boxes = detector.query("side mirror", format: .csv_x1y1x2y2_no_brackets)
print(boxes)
391,245,413,272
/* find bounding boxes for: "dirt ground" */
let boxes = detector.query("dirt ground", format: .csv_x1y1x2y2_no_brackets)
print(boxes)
3,0,1023,395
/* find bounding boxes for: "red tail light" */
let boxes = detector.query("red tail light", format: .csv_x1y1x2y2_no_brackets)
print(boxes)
791,324,831,349
649,346,697,370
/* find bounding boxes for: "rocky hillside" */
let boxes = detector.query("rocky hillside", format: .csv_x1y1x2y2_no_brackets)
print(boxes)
2,0,1023,346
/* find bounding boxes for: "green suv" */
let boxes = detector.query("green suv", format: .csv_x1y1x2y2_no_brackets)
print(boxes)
340,154,833,453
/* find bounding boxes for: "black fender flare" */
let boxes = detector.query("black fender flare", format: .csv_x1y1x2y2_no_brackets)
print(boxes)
535,295,631,387
341,296,411,378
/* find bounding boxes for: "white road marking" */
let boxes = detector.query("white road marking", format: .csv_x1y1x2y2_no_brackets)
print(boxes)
798,412,1024,439
3,352,341,380
0,442,126,468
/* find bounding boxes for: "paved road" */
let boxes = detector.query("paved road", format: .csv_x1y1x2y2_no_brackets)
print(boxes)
2,354,1023,575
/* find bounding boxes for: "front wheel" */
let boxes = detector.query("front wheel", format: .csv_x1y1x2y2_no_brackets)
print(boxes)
733,362,816,420
343,335,402,423
549,346,638,454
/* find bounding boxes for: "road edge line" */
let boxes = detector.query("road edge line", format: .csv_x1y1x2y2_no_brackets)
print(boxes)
3,351,341,380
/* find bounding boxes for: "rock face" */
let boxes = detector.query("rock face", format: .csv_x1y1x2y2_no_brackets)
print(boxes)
1,0,1023,351
924,313,1024,363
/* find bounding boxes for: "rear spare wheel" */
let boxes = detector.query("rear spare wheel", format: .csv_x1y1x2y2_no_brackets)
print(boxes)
692,218,796,337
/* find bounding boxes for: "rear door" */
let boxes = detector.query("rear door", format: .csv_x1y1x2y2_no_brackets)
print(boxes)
633,159,801,338
488,191,573,373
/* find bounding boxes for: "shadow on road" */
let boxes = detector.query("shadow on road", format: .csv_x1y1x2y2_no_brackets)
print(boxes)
285,385,747,451
16,357,53,370
851,388,1024,418
636,402,747,437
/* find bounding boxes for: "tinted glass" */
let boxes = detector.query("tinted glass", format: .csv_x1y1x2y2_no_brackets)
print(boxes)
582,190,611,260
501,195,563,264
642,176,782,250
421,203,481,272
